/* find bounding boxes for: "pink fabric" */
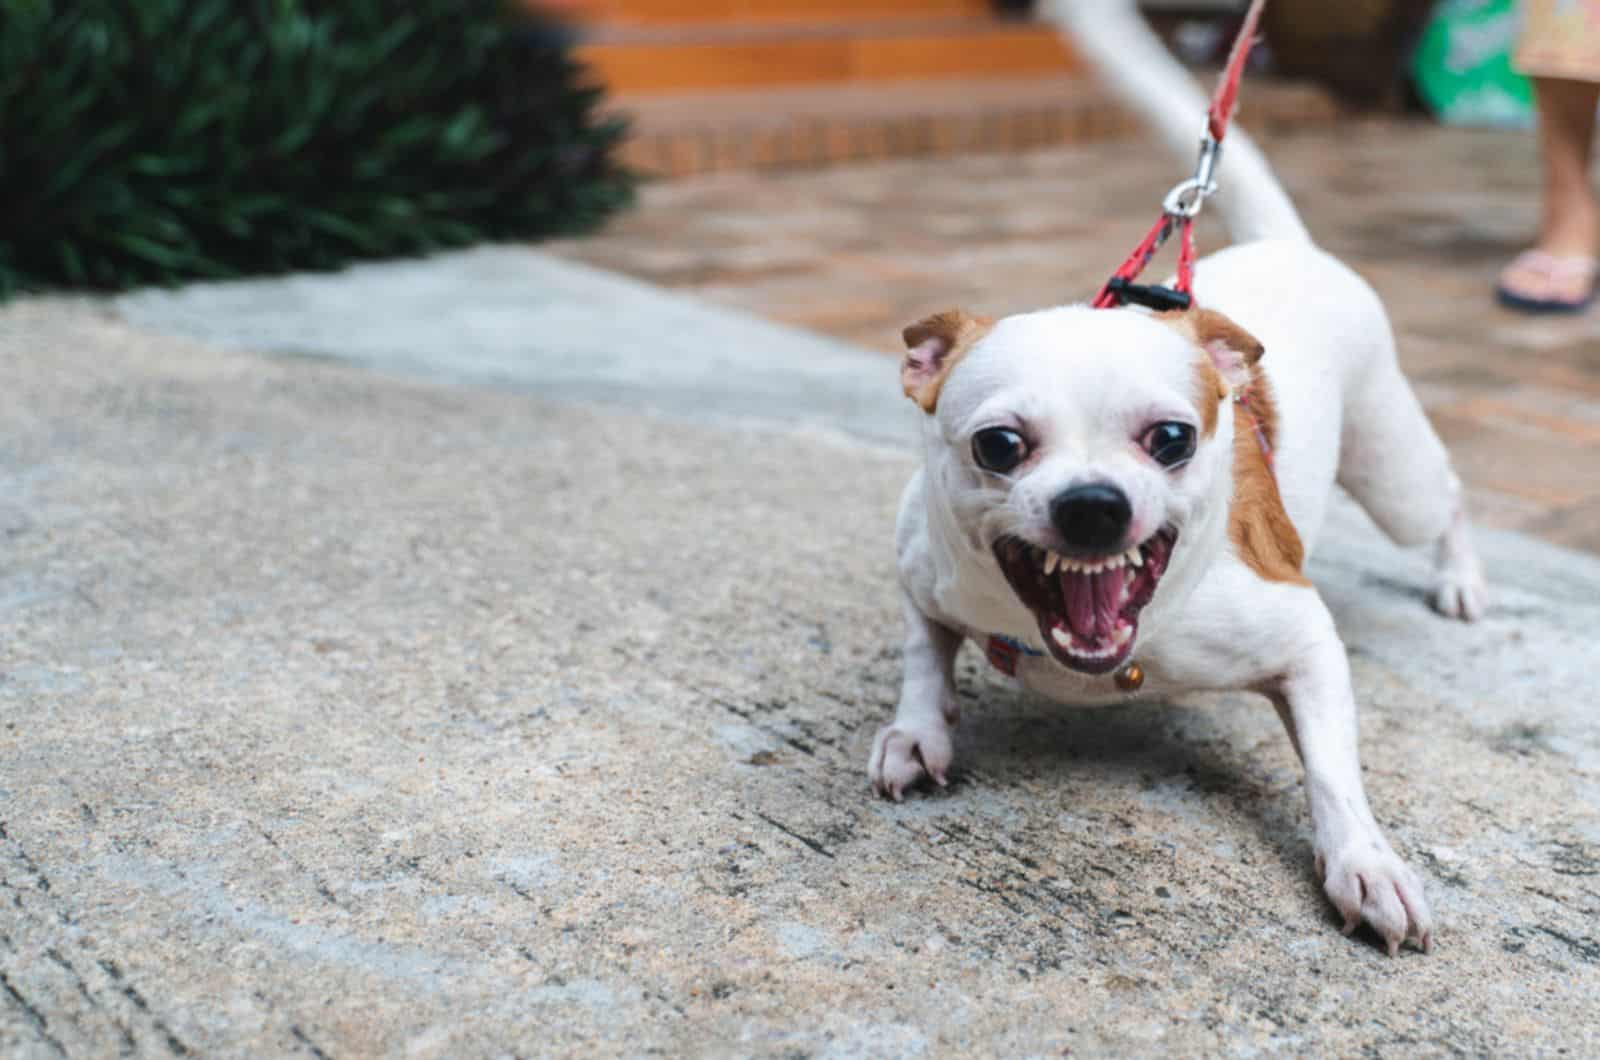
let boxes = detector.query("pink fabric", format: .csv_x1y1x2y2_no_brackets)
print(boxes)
1515,0,1600,82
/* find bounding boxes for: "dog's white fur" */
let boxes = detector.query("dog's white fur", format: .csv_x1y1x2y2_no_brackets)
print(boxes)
869,0,1488,955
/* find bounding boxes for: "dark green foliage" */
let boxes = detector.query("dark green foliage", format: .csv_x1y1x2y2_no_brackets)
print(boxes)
0,0,633,296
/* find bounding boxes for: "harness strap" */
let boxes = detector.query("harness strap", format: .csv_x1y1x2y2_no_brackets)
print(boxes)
985,634,1042,676
1235,389,1274,468
1090,214,1180,310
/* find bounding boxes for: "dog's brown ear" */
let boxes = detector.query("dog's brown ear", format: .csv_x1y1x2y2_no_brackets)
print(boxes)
901,310,992,413
1164,307,1263,390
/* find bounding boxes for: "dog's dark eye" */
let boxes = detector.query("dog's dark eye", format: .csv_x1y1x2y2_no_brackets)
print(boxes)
972,427,1028,473
1143,422,1196,468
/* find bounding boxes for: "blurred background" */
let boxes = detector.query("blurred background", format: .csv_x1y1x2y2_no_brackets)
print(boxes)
0,0,1534,298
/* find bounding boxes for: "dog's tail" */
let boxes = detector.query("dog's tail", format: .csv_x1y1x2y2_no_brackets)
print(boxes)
1049,0,1310,245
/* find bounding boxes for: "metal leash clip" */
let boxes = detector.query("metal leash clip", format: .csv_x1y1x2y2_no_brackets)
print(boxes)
1161,134,1222,219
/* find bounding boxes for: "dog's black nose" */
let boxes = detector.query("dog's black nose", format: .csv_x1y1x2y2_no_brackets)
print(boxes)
1050,483,1132,553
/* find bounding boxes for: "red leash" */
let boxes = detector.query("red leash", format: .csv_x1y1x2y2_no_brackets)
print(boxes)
1091,0,1268,311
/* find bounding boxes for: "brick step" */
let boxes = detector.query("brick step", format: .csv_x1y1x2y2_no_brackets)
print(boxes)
608,73,1340,177
576,17,1078,94
566,0,993,24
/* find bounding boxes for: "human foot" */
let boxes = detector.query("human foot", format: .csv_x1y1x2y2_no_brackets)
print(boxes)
1495,249,1598,313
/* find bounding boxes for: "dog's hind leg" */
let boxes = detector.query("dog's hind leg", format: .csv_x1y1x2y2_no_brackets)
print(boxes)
1336,336,1488,620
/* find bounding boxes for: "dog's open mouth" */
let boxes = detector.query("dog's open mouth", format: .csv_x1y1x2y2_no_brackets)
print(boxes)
992,529,1177,675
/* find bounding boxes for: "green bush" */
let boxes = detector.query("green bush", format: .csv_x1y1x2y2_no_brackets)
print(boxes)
0,0,634,296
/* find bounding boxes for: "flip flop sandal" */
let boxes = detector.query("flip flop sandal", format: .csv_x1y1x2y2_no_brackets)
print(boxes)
1495,249,1599,314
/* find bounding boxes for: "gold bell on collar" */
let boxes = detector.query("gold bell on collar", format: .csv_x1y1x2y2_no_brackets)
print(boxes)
1114,662,1144,692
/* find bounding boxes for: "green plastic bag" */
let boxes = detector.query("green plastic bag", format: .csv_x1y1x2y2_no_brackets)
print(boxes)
1412,0,1534,126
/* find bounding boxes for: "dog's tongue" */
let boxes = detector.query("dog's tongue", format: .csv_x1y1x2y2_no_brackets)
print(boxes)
1063,571,1095,636
1061,568,1129,640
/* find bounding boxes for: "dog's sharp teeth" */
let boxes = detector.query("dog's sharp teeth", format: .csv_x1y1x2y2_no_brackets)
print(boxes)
1051,626,1072,648
1127,547,1143,568
1044,551,1059,574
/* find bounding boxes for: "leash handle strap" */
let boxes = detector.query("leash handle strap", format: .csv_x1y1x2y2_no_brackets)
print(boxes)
1208,0,1267,145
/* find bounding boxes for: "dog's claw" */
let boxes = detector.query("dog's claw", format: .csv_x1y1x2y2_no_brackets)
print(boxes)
1431,514,1488,622
1320,844,1433,956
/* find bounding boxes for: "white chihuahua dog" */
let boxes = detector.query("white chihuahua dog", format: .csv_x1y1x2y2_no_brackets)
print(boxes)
869,0,1488,955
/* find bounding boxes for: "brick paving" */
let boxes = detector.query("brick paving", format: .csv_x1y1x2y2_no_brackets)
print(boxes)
550,119,1600,553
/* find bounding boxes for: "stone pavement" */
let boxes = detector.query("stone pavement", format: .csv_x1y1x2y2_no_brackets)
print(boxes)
552,120,1600,554
3,250,1599,1056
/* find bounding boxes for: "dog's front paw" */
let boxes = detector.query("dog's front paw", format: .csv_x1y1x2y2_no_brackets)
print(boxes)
868,721,953,802
1317,843,1433,956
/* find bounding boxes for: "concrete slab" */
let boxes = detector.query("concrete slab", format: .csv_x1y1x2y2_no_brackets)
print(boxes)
0,254,1595,1057
116,248,919,449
